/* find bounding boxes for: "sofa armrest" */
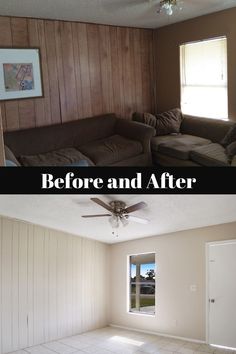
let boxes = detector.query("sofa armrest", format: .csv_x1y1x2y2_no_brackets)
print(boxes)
115,118,155,153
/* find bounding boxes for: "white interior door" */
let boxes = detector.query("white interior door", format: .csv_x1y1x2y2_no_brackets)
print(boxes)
207,240,236,348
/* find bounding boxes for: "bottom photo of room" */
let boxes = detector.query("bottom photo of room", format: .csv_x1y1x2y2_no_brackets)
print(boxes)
0,195,235,354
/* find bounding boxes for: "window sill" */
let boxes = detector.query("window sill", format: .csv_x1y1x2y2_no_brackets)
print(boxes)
128,311,156,317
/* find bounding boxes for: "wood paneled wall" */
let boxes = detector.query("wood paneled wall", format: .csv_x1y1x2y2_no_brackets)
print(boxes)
0,16,154,132
0,216,109,354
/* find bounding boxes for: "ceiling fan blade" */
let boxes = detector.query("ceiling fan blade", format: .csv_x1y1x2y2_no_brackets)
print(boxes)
82,214,111,218
90,198,113,212
128,215,150,224
125,201,147,214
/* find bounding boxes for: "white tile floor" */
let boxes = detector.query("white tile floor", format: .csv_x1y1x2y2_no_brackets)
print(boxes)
8,326,236,354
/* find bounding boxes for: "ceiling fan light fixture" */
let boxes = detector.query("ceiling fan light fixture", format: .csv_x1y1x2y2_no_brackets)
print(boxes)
120,215,129,227
82,198,149,232
158,0,182,16
166,5,173,16
109,215,119,229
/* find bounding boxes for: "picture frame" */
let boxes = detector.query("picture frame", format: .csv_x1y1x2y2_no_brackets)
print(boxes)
0,48,43,101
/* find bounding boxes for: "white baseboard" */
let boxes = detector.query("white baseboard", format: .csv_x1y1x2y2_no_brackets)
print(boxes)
109,323,205,344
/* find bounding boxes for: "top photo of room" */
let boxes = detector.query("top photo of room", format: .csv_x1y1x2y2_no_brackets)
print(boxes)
0,0,236,167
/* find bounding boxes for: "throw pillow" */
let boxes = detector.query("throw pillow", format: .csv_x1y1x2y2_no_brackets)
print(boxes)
221,125,236,147
155,108,183,136
143,112,156,129
226,141,236,160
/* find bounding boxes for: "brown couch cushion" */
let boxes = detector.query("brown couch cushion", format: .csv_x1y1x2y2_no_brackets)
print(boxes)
19,147,93,166
151,135,181,152
221,125,236,147
155,108,183,136
153,151,201,166
158,143,194,161
79,134,143,166
181,115,235,143
151,134,211,153
4,114,117,157
190,144,229,166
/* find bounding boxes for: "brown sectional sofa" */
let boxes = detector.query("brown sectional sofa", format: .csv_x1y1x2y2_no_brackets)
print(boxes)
4,113,155,166
133,112,236,167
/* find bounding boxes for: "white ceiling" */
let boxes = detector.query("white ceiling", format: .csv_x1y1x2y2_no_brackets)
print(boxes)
0,0,235,28
0,195,236,244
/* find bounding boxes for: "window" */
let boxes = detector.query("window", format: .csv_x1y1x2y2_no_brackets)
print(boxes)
180,37,228,119
129,253,155,315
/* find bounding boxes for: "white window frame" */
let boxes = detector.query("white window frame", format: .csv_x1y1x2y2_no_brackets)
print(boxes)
127,252,156,317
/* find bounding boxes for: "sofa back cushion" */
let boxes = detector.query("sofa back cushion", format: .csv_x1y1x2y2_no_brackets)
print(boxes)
4,114,117,157
79,134,143,166
133,109,182,136
155,108,183,135
181,115,235,143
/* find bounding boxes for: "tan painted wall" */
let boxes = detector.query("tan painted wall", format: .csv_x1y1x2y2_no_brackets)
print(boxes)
110,222,236,341
154,7,236,121
0,216,109,354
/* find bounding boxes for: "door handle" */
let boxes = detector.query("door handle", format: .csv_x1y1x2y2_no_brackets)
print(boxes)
209,299,215,303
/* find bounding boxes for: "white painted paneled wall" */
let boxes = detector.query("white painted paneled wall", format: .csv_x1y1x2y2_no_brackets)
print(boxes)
0,216,109,354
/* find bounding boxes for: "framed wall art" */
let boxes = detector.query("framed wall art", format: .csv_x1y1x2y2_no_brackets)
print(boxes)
0,48,43,101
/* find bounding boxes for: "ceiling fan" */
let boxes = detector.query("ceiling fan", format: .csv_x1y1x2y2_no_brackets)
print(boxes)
157,0,183,16
82,198,149,228
102,0,183,16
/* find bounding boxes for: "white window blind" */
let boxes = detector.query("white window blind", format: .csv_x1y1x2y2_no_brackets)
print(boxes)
180,37,228,120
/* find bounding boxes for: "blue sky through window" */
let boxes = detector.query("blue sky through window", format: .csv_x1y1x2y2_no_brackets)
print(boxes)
131,262,155,278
